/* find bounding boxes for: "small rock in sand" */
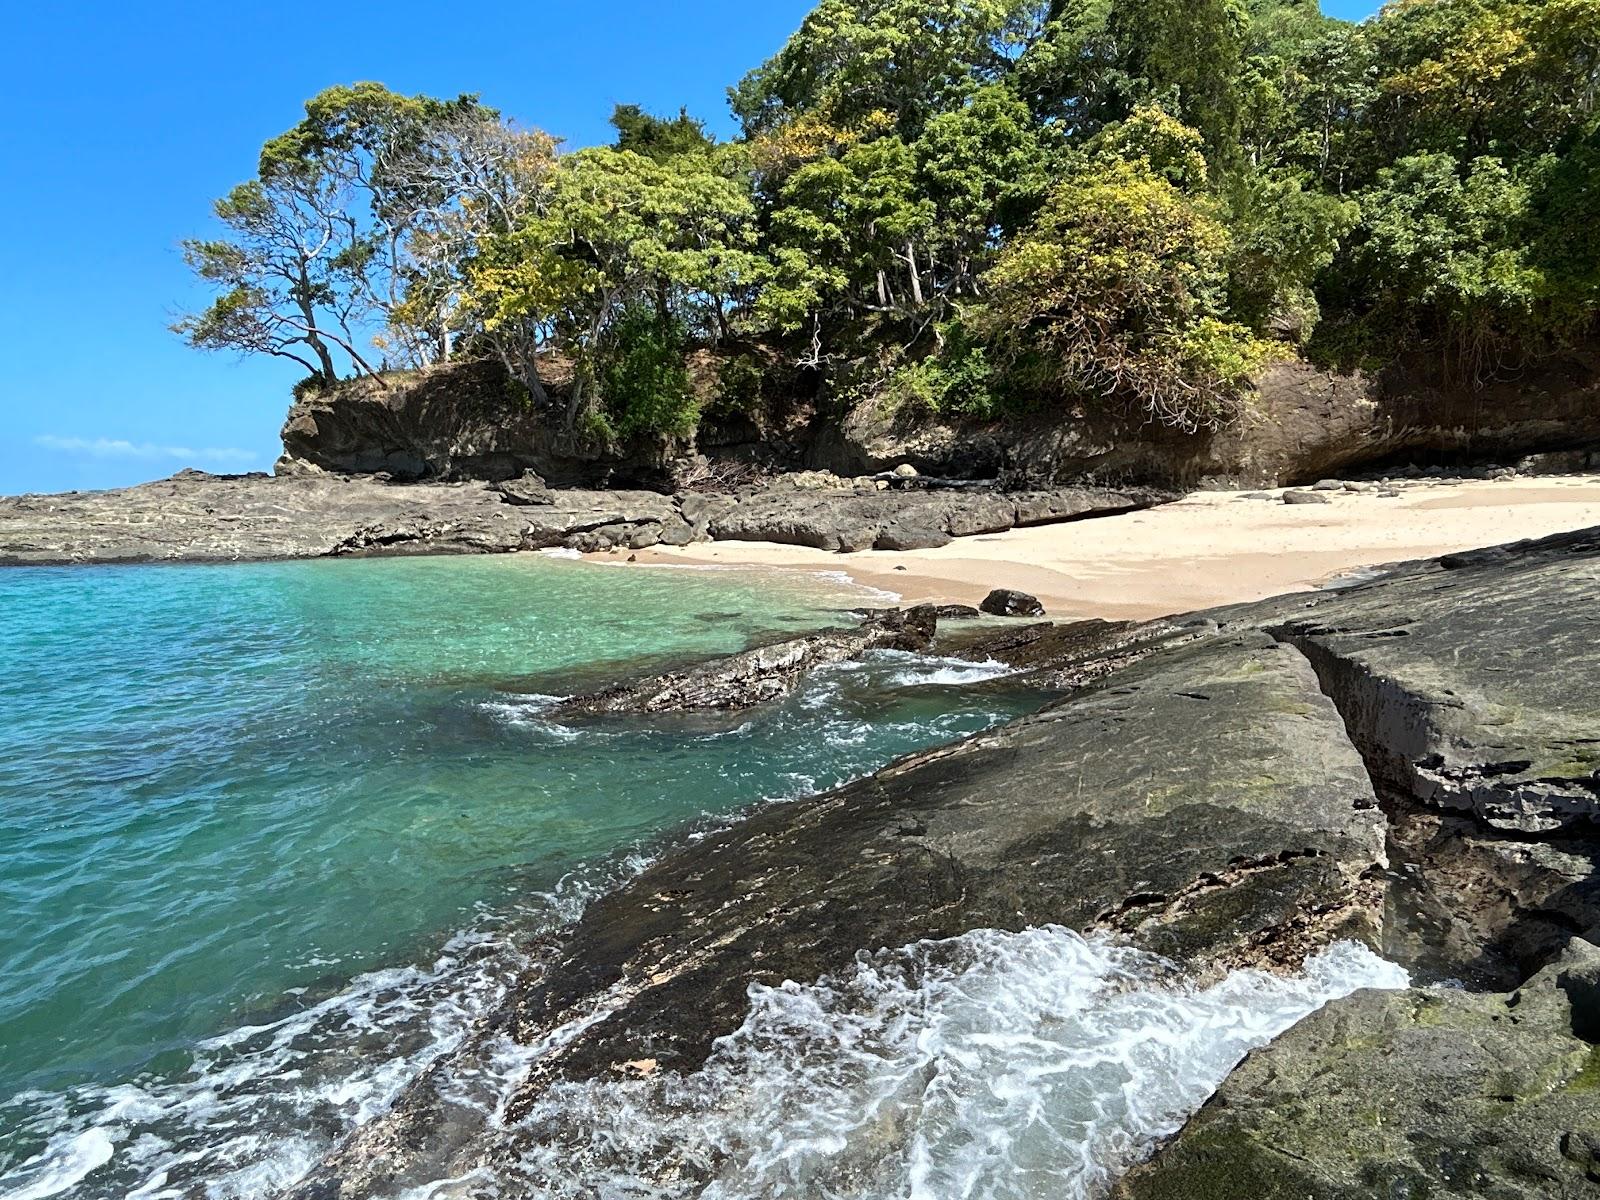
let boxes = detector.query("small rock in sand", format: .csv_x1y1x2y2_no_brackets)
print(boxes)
1283,490,1333,505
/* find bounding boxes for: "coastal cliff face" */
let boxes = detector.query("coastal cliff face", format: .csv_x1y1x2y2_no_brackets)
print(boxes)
271,346,1600,492
824,344,1600,488
285,526,1600,1199
276,360,680,487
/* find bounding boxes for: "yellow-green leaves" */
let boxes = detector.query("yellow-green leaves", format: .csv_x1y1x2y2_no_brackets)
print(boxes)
977,151,1267,430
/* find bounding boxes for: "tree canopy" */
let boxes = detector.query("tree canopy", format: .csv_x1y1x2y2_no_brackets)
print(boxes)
179,0,1600,442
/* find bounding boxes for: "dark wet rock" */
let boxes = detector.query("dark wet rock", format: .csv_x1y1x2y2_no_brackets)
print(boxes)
550,607,939,717
1261,528,1600,833
490,632,1386,1135
944,617,1207,694
1380,796,1600,990
705,486,1168,553
290,632,1387,1197
1282,489,1332,505
1115,941,1600,1200
932,603,982,620
291,526,1600,1198
980,587,1046,617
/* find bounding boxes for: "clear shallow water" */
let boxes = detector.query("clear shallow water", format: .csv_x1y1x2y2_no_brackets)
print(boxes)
0,555,1046,1197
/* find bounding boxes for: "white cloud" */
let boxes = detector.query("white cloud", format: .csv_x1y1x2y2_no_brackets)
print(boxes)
33,435,258,466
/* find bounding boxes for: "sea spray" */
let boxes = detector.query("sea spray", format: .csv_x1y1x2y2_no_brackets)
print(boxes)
488,929,1407,1200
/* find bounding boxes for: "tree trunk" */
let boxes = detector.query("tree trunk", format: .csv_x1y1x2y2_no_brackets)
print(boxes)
294,267,338,382
906,241,925,307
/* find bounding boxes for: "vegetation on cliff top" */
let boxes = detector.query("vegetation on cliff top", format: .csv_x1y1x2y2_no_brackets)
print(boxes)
176,0,1600,442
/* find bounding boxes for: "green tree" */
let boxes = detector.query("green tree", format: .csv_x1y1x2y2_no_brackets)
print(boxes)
610,104,717,162
974,148,1268,429
1108,0,1250,156
730,0,1041,140
174,174,382,386
1348,152,1541,356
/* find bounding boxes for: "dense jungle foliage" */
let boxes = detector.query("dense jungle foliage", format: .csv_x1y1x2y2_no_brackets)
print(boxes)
177,0,1600,441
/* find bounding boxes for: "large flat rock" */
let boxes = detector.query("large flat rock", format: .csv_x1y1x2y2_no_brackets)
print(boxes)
1114,943,1600,1200
0,472,1170,566
1193,527,1600,834
292,629,1386,1197
706,484,1169,551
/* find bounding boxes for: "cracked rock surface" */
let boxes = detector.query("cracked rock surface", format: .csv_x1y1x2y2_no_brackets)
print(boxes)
1114,941,1600,1200
1229,527,1600,834
0,470,1167,565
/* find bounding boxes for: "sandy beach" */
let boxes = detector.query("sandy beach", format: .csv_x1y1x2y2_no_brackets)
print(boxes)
624,475,1600,620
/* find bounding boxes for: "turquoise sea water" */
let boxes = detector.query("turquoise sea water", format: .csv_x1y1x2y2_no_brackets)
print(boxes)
0,554,1046,1197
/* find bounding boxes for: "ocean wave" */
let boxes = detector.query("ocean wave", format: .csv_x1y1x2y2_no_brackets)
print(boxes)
0,868,644,1200
476,930,1405,1200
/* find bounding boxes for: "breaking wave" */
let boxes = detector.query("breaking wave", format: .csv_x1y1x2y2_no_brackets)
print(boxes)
0,871,635,1200
405,930,1407,1200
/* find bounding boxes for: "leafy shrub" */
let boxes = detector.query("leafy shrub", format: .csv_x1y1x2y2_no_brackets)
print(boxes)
596,307,699,440
710,353,767,415
291,372,332,400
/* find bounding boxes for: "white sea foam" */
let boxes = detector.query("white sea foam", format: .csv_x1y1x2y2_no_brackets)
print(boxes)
872,651,1018,689
490,928,1406,1200
1,1128,114,1200
812,569,903,605
0,868,645,1200
478,694,584,739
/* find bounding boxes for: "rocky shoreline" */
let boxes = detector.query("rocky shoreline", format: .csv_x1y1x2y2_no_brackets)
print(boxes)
0,468,1169,567
281,524,1600,1199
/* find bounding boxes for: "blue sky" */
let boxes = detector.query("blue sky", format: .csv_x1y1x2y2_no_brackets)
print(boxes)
0,0,1378,495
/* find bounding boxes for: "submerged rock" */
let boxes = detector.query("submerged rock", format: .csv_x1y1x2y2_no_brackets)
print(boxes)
551,607,939,716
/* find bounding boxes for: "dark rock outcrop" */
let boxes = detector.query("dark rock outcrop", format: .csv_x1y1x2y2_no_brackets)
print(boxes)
705,484,1168,551
1114,942,1600,1200
817,345,1600,488
297,627,1388,1198
551,607,938,717
1261,528,1600,833
285,524,1600,1199
979,587,1045,617
277,359,679,487
0,472,1170,567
